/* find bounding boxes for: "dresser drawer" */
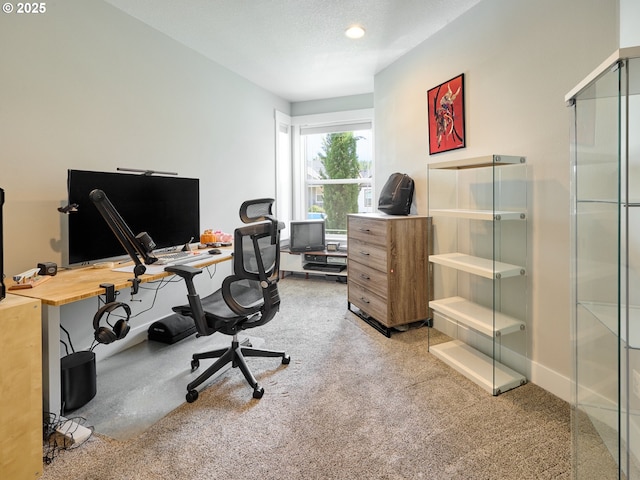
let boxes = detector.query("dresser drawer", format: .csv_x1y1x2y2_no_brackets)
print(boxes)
348,261,388,299
348,216,387,246
348,238,387,272
348,281,388,324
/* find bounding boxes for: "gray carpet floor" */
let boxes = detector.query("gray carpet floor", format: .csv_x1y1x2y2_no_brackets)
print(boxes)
67,327,265,441
41,275,580,479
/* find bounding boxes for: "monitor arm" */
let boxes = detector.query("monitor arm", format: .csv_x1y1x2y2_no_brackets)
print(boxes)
89,189,158,290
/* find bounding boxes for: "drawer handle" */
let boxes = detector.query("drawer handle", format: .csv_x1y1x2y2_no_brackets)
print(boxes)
359,251,370,256
358,228,371,233
359,296,370,304
359,273,370,280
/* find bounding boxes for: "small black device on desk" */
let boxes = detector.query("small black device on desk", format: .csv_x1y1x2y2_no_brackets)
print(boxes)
208,248,221,255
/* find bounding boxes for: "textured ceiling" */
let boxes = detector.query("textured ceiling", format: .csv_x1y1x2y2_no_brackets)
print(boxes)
103,0,481,102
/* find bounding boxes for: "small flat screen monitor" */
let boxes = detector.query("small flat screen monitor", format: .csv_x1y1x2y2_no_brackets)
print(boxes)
289,220,325,252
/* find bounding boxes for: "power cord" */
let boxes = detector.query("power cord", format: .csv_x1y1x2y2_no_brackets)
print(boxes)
43,412,93,465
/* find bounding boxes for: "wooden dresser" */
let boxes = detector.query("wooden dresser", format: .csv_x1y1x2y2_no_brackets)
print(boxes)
0,294,42,479
347,213,431,336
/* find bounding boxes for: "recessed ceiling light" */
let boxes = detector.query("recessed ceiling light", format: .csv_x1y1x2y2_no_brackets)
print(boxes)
345,25,365,39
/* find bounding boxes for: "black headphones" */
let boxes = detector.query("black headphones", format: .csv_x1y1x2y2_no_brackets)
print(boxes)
93,302,132,345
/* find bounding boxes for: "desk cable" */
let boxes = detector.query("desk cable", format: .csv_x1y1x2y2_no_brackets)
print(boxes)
59,263,222,353
59,324,76,356
97,262,220,321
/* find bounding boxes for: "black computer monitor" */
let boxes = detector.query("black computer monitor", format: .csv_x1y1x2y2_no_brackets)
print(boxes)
66,170,200,265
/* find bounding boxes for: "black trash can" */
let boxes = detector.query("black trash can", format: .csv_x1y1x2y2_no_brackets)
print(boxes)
60,351,96,412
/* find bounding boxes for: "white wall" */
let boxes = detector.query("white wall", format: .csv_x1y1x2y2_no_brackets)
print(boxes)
0,0,289,357
291,93,374,116
621,0,640,47
0,0,289,277
374,0,618,400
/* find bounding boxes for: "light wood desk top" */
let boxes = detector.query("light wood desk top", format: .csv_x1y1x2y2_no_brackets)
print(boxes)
8,248,233,306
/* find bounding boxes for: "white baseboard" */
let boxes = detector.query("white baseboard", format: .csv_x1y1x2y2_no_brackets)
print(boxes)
529,358,571,403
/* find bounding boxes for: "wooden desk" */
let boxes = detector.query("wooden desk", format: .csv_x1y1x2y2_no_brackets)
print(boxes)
9,249,233,415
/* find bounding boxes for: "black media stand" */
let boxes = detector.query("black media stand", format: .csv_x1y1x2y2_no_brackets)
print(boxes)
303,263,346,273
280,248,347,279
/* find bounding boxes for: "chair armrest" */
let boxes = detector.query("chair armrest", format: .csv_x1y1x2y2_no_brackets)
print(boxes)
165,265,202,296
165,265,208,333
164,265,202,280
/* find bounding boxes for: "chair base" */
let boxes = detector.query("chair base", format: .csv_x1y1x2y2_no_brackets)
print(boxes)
186,334,290,402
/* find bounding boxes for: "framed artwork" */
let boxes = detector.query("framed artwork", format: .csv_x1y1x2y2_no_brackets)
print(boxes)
427,73,465,155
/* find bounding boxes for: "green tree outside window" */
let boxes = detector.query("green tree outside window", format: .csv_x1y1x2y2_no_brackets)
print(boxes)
317,132,361,231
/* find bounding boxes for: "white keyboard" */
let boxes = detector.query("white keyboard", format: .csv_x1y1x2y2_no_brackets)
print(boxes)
154,251,209,266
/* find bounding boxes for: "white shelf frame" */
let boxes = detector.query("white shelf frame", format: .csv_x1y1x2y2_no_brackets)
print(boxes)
430,296,525,337
430,208,525,221
428,154,525,170
429,252,525,279
429,340,526,395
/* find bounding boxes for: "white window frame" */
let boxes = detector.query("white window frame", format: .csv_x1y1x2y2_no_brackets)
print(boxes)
275,110,292,240
290,109,375,235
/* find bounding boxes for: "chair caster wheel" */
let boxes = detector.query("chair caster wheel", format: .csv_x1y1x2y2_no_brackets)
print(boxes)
186,389,199,403
253,387,264,399
191,359,200,371
282,355,291,365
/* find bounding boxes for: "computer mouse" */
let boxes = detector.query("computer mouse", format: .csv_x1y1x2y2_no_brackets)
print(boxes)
208,248,222,255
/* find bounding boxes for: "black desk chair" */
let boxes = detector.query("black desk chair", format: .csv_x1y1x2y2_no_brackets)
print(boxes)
166,198,290,402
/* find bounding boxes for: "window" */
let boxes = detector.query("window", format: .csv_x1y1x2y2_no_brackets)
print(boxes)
292,110,374,239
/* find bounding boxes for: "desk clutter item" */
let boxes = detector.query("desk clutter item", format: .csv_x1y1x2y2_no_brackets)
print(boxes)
148,314,196,344
12,261,59,288
8,274,52,290
9,266,54,290
38,261,58,276
200,228,233,244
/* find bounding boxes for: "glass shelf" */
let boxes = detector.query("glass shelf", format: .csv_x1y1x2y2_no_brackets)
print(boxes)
569,47,640,479
429,209,526,221
430,296,525,337
429,340,526,396
427,154,527,396
429,253,525,279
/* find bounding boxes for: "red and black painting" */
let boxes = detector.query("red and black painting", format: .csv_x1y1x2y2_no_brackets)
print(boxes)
427,73,465,155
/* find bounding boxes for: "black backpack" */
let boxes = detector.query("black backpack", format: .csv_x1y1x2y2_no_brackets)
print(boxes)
378,173,415,215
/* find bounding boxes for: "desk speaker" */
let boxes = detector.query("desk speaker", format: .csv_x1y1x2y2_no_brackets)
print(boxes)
60,351,96,412
38,262,57,276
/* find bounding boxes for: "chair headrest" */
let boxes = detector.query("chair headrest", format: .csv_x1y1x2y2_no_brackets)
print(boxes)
239,198,280,243
239,198,275,224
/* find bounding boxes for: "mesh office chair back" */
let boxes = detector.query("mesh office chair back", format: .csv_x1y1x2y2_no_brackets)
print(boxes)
166,198,290,402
